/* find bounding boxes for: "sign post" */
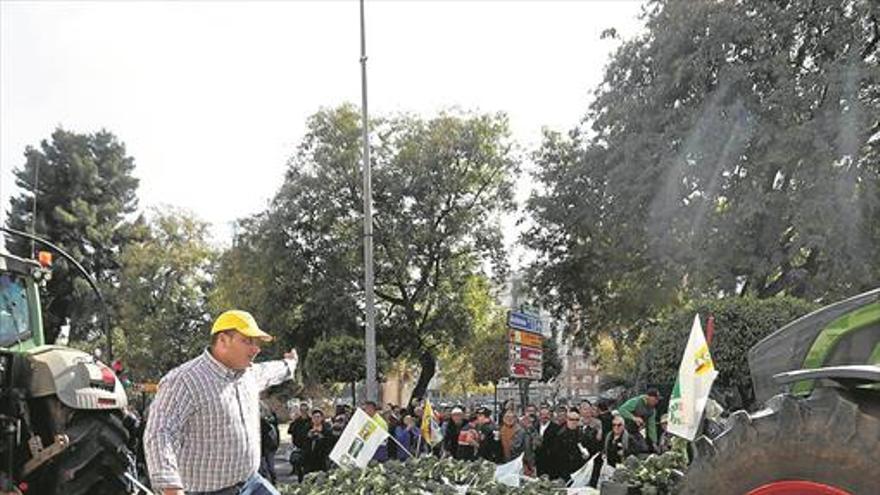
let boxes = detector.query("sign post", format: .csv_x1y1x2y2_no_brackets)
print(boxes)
507,309,544,381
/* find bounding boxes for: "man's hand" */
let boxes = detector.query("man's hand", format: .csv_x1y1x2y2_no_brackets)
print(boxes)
162,489,184,495
633,416,644,428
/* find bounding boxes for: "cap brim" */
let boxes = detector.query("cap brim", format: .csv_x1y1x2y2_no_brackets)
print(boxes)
236,327,274,342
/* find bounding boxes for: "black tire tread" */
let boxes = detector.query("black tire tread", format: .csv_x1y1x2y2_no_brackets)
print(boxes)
682,388,880,495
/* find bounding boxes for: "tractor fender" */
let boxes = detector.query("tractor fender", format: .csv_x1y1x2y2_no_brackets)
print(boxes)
24,345,128,410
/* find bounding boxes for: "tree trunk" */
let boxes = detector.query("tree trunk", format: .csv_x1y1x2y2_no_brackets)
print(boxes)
408,351,436,411
351,381,357,409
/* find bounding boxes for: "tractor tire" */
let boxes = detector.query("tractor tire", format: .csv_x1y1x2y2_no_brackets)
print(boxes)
28,402,135,495
681,387,880,495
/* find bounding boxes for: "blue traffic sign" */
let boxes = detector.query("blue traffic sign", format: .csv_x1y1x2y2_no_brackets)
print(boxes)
507,310,543,334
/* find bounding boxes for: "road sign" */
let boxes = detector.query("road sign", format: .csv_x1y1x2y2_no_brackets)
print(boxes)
509,361,542,380
509,344,543,361
507,310,544,334
508,329,542,348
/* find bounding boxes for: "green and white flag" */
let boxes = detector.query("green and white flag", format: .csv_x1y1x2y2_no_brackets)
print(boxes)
667,315,718,441
329,408,390,469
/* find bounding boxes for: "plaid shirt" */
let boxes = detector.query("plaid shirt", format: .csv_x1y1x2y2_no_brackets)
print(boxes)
144,350,295,492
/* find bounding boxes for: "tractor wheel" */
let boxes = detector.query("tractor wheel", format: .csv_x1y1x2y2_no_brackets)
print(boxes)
28,399,135,495
681,387,880,495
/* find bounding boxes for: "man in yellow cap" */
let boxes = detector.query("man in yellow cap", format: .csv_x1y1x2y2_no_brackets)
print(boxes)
144,310,298,495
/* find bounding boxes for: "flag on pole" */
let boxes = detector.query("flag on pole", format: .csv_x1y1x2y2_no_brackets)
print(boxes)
567,453,599,488
329,408,390,469
421,398,444,447
667,315,719,441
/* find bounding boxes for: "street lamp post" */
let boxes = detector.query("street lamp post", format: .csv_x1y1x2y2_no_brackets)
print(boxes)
360,0,378,403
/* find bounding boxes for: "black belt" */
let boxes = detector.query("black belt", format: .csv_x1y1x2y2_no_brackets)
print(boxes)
188,479,246,495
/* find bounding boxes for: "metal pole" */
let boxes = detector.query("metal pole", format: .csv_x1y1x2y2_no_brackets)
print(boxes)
31,160,40,256
360,0,378,403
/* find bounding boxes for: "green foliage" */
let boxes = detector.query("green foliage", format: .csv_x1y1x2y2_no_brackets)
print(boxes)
637,295,818,407
611,451,688,494
523,0,880,347
281,456,566,495
471,328,509,387
114,208,215,380
5,128,144,345
214,105,519,399
540,336,562,383
305,335,388,386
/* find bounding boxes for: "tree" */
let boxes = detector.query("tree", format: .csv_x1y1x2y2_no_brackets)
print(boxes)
304,335,387,406
523,0,880,347
114,208,215,380
541,336,562,383
5,128,143,346
636,295,817,409
217,105,518,404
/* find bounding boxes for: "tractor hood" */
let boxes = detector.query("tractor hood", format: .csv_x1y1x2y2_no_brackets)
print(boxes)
25,345,128,410
749,288,880,404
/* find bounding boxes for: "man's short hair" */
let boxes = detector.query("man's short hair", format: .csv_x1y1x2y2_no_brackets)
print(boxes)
312,409,324,416
475,407,491,417
363,400,377,409
646,388,660,398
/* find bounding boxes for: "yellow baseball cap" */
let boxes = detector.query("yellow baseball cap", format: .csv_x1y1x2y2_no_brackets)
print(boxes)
211,310,273,341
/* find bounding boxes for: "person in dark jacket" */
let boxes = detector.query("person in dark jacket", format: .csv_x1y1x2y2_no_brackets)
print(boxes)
301,410,334,479
258,400,280,484
604,414,639,468
535,404,560,478
552,409,592,483
287,402,311,480
442,407,465,457
474,407,501,463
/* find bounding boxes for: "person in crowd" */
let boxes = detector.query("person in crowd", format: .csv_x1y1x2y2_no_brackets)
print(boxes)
442,406,467,458
579,399,603,453
520,413,541,477
385,405,400,460
603,413,639,468
393,415,420,461
552,408,592,483
618,388,660,453
288,402,311,481
474,407,501,462
302,409,334,479
258,400,280,484
453,414,480,461
656,414,673,454
554,404,569,427
524,403,538,418
596,399,614,438
364,400,389,462
536,404,560,478
144,310,297,495
498,409,526,464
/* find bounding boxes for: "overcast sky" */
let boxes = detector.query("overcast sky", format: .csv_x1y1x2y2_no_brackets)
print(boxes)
1,0,645,264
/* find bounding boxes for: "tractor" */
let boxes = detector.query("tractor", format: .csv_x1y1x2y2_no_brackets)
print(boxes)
0,228,136,495
683,288,880,494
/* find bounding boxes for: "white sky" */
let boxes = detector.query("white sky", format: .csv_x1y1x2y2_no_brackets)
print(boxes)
1,0,645,265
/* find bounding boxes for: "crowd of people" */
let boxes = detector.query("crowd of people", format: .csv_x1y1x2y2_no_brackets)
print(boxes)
282,388,675,488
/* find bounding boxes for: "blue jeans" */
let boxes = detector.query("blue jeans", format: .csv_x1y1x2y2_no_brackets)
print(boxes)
189,473,279,495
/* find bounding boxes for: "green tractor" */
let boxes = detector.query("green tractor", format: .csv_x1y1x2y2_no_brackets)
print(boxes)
0,228,136,495
683,288,880,494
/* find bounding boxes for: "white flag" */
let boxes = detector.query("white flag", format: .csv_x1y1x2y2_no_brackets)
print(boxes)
494,453,524,487
568,453,598,488
667,315,719,441
329,408,390,469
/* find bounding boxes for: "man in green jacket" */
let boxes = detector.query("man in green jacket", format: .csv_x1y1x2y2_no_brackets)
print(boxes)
617,388,660,451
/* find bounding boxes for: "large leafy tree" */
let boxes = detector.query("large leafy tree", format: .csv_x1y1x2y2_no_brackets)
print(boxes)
524,0,880,346
114,208,215,380
6,128,143,345
637,295,817,409
216,105,518,403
